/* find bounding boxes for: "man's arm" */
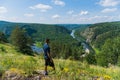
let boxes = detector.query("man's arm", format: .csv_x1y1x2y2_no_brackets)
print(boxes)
47,48,53,62
47,52,51,59
48,52,53,61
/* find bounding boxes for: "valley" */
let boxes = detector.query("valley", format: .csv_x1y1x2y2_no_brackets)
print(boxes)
0,21,120,80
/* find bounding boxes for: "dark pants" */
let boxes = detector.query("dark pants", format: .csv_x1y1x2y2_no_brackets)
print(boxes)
45,58,54,67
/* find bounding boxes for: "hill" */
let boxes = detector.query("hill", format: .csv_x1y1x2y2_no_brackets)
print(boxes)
0,21,73,42
0,21,82,60
80,21,120,48
56,24,91,30
0,43,120,80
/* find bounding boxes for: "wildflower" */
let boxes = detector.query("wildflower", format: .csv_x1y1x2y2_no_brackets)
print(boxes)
104,75,111,80
10,68,18,72
63,68,69,72
77,69,81,74
9,68,25,74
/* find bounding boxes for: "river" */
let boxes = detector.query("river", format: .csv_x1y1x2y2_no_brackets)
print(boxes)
31,45,44,54
70,29,90,54
70,30,75,38
31,29,91,54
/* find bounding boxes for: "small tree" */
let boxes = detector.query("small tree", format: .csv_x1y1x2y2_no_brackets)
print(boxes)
0,32,7,43
10,27,33,55
85,53,96,65
97,38,120,67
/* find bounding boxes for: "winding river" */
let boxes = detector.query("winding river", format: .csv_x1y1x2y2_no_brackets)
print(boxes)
70,29,90,54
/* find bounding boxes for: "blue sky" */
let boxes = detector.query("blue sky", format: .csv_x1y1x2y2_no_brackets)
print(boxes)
0,0,120,24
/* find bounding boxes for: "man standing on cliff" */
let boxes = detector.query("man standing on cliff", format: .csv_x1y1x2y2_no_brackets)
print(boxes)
43,38,55,75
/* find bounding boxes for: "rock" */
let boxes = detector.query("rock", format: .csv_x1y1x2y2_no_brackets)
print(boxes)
33,70,45,75
2,70,50,80
0,77,2,80
25,75,42,80
2,71,24,80
92,76,99,80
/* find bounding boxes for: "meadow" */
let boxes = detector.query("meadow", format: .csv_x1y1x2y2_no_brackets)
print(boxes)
0,43,120,80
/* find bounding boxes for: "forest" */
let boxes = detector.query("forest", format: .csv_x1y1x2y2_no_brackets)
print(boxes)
0,21,120,79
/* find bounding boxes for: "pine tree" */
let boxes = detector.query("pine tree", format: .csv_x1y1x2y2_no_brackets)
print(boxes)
10,27,33,55
97,37,120,67
0,32,7,43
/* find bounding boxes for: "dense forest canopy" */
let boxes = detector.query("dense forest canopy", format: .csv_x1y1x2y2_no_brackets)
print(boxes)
79,21,120,66
1,21,120,67
0,21,87,60
80,21,120,48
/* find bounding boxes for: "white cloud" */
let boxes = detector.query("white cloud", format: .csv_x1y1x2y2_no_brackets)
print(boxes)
0,16,6,19
52,14,60,19
0,6,7,14
67,10,74,15
68,14,117,24
79,11,88,15
0,16,19,22
87,15,115,23
101,8,117,13
24,13,34,17
99,0,120,7
52,0,65,6
9,17,19,21
30,4,52,12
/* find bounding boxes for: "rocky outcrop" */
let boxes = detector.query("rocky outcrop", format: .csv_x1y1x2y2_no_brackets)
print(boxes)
2,70,51,80
2,70,25,80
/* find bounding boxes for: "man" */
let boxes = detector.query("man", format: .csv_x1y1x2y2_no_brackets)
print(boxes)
43,39,55,75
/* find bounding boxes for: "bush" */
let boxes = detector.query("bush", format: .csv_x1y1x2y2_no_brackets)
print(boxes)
10,27,33,55
0,46,6,52
85,53,96,65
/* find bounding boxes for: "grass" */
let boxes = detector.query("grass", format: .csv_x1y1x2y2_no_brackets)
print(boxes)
0,43,120,80
93,47,100,54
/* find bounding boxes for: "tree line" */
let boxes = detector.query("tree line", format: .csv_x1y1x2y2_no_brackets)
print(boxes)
0,27,85,61
2,25,120,67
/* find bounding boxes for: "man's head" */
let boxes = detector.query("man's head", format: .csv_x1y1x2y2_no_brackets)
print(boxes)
45,38,50,44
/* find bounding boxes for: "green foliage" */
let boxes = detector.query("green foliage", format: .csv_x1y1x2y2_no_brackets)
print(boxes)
0,32,7,43
0,21,72,42
50,41,84,60
85,53,96,65
97,37,120,67
0,65,5,76
0,43,120,80
35,41,43,48
81,21,120,48
10,27,33,55
0,46,6,52
117,56,120,66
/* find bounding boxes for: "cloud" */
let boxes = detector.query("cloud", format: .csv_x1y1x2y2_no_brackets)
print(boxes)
24,13,34,17
0,16,6,19
0,6,7,14
99,0,120,7
69,14,116,24
87,15,115,23
9,17,19,21
79,11,88,15
101,8,117,13
30,4,52,12
67,10,74,15
52,0,65,6
52,14,60,19
0,16,19,21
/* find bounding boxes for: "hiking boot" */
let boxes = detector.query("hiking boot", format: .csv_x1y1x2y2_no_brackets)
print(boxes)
44,71,48,75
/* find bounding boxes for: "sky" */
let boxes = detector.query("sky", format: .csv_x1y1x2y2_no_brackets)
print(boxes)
0,0,120,24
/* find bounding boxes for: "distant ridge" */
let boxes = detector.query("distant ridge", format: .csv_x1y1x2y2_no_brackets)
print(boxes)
0,20,73,42
81,21,120,48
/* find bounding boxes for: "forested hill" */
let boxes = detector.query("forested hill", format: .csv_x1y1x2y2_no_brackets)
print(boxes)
0,21,73,42
81,21,120,48
56,24,91,30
